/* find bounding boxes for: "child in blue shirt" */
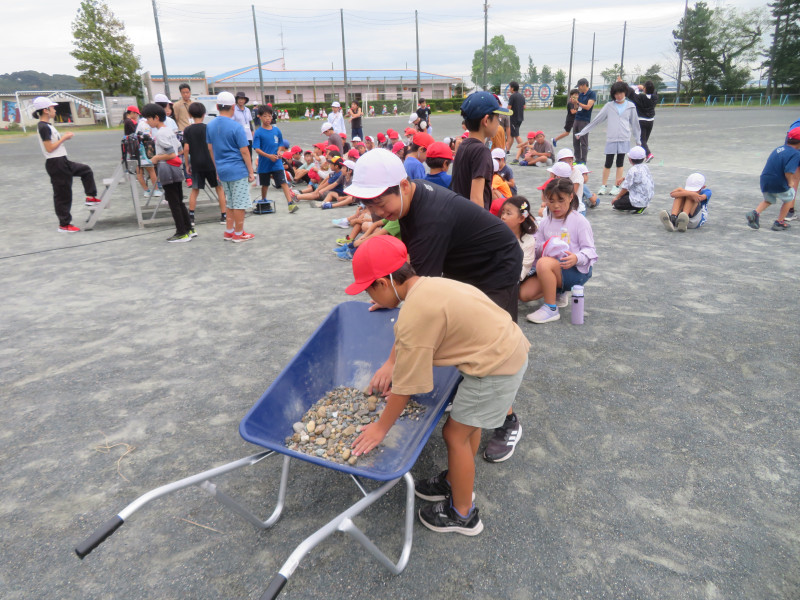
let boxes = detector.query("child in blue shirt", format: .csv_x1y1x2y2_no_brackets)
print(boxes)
404,131,433,179
424,141,453,188
660,173,712,232
747,127,800,231
252,106,299,213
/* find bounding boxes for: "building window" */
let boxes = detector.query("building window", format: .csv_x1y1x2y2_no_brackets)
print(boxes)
324,93,340,103
433,90,444,99
264,94,275,104
293,94,303,103
377,86,386,101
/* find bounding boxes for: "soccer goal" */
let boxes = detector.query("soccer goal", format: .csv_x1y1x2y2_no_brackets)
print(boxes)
361,92,418,119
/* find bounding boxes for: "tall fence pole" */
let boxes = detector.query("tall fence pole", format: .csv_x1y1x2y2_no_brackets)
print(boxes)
567,18,575,93
151,0,170,98
340,9,349,104
252,5,265,104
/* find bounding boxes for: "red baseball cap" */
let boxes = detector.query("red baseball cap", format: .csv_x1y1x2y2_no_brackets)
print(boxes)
365,135,374,142
339,132,347,139
404,127,416,136
326,144,340,152
290,145,302,154
126,105,140,114
425,141,453,159
391,141,406,154
537,177,554,191
788,127,800,141
347,148,360,159
345,236,409,295
377,133,386,142
527,132,536,139
388,130,400,139
282,151,293,160
412,132,435,148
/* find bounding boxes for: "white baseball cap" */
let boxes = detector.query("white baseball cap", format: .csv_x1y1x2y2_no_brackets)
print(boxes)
32,97,57,111
408,113,420,123
344,148,408,199
331,101,341,108
216,91,235,106
556,148,574,161
685,173,705,191
491,148,506,160
576,164,591,174
628,146,647,160
343,159,357,170
492,158,500,172
153,93,171,104
352,136,362,142
547,162,573,178
321,121,334,133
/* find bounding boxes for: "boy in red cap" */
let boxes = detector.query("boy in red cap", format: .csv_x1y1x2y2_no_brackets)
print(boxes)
746,127,800,231
424,141,453,188
404,132,434,179
348,236,529,535
451,91,512,209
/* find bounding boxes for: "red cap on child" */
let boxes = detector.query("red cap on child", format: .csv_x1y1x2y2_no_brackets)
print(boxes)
326,144,340,152
788,127,800,141
412,132,434,148
345,236,409,295
391,141,405,154
425,141,453,159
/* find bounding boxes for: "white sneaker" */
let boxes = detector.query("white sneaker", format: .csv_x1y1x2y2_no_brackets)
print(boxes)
609,186,620,196
526,305,560,324
597,185,608,195
556,292,570,308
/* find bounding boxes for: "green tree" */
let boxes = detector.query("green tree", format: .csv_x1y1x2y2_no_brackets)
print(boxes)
471,35,521,90
637,64,665,90
766,0,800,93
673,1,764,94
526,56,539,84
601,64,623,88
554,69,566,95
71,0,142,97
540,65,552,85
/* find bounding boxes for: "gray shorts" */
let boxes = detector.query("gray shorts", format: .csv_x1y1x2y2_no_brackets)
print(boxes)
604,140,631,155
450,357,527,429
762,188,796,205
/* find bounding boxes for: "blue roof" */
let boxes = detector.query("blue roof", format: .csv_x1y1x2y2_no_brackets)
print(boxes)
205,60,459,85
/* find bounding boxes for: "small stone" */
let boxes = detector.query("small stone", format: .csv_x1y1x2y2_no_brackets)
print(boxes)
348,456,358,465
292,422,305,434
315,424,325,434
300,433,309,443
341,448,351,461
315,449,325,457
292,433,301,443
317,406,327,419
306,420,316,433
343,425,356,437
315,438,327,446
323,427,331,438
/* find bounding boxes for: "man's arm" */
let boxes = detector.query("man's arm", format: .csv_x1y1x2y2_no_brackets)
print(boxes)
351,391,410,456
239,147,255,182
469,177,486,207
42,131,73,153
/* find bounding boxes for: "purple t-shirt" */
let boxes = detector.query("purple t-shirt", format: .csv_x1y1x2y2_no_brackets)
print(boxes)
534,210,597,274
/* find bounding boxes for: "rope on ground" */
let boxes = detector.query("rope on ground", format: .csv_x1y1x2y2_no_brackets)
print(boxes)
94,431,136,482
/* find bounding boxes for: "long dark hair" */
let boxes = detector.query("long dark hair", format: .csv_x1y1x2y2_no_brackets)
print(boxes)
544,178,578,219
502,195,537,236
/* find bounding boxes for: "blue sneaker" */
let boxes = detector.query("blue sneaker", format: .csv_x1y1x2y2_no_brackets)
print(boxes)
321,202,333,210
551,137,557,147
746,210,760,229
337,245,355,261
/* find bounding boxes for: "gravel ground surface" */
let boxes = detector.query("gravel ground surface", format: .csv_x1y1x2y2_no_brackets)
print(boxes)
1,106,798,600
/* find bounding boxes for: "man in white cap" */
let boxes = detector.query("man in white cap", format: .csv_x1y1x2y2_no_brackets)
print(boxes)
327,101,346,136
344,148,528,464
32,96,101,232
205,91,256,242
321,121,343,153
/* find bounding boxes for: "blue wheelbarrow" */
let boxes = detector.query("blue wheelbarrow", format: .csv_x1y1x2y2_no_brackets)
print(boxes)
75,301,461,599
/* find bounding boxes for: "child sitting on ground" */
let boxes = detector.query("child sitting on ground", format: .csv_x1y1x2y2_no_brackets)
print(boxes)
424,141,453,188
294,155,344,205
611,146,653,214
499,196,538,283
510,131,534,165
348,236,530,536
576,164,598,209
320,160,356,209
522,178,597,324
491,159,512,200
520,131,554,167
492,148,517,194
660,173,712,232
746,127,800,231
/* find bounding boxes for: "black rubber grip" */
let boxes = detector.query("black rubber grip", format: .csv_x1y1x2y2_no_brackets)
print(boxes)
260,574,288,600
75,516,124,559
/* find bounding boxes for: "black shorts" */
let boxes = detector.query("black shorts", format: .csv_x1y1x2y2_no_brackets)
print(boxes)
190,169,219,190
563,118,575,133
259,171,286,187
510,121,522,138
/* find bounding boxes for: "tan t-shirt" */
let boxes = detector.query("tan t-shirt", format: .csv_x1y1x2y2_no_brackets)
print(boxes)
391,277,530,395
172,100,192,131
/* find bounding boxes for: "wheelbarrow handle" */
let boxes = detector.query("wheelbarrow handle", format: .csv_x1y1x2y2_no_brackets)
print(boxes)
75,516,124,559
259,574,287,600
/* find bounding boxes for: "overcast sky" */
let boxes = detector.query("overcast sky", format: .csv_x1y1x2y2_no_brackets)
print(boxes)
4,0,769,87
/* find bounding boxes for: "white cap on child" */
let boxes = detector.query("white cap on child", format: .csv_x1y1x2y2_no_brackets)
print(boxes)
685,173,705,191
321,121,334,133
556,148,574,161
547,162,573,178
344,148,407,199
331,101,341,108
576,164,591,174
492,158,500,172
32,97,58,111
216,91,235,106
153,93,171,104
491,148,506,160
628,146,647,160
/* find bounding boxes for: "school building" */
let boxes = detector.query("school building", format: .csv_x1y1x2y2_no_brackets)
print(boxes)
146,58,463,105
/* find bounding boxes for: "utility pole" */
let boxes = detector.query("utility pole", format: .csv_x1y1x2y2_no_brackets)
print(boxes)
620,21,627,79
483,0,489,90
252,5,265,104
280,25,286,66
567,18,575,94
415,10,421,95
676,0,688,102
590,32,596,89
151,0,170,98
340,9,348,104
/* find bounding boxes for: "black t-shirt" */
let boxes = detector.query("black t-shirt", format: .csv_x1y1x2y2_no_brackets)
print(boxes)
123,118,137,135
416,106,431,125
508,92,525,125
451,137,493,211
182,123,214,172
351,112,362,129
400,180,522,291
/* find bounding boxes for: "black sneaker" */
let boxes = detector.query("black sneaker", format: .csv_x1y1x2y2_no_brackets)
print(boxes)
418,500,483,536
415,470,451,501
415,471,476,502
219,213,227,224
483,413,521,463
